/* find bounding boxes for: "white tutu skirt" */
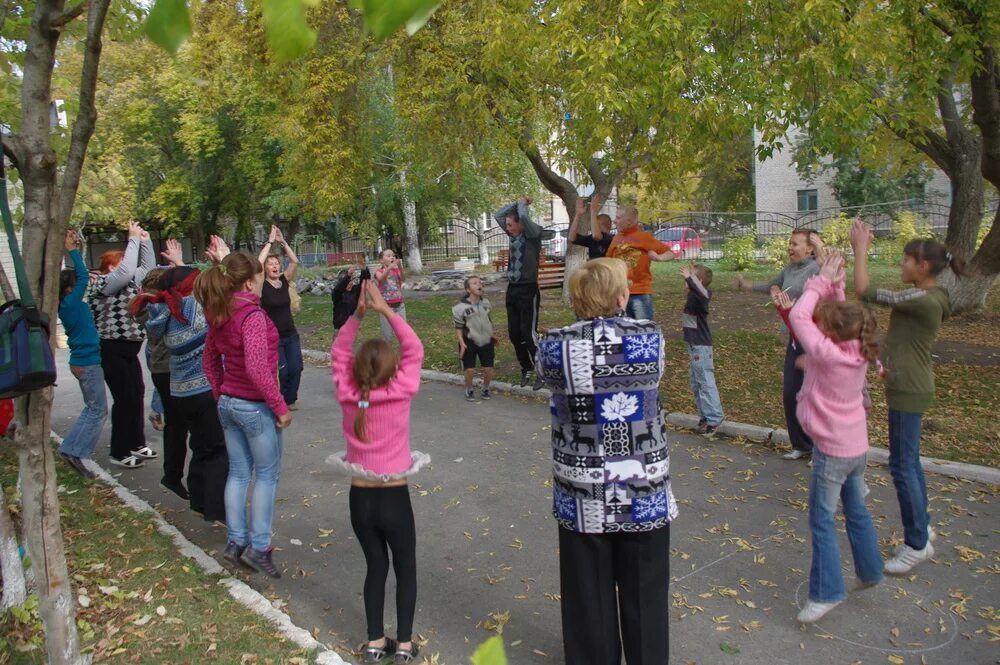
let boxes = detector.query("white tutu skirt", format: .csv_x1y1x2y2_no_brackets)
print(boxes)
325,450,431,482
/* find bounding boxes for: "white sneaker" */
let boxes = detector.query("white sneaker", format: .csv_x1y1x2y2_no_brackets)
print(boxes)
782,449,809,460
928,525,937,543
797,599,842,623
885,542,934,575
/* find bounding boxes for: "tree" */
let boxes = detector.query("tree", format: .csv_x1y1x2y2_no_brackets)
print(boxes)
393,0,754,287
1,0,117,660
744,0,1000,311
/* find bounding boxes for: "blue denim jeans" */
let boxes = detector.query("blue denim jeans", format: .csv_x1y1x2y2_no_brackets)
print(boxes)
59,364,108,459
277,333,303,405
688,344,724,426
808,449,883,602
626,294,653,320
888,409,929,550
217,395,283,551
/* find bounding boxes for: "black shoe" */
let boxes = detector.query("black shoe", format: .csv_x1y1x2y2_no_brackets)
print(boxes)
695,419,708,434
362,638,397,664
702,424,720,440
59,452,95,479
481,388,491,400
223,542,247,566
465,389,476,402
161,478,190,501
532,374,545,391
240,546,281,578
394,644,419,663
519,370,531,387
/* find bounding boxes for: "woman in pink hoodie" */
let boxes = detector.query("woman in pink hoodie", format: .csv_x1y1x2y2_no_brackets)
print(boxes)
328,280,426,664
787,249,883,625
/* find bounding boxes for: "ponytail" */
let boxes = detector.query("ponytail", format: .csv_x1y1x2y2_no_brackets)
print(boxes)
350,338,399,443
858,304,879,364
193,253,262,324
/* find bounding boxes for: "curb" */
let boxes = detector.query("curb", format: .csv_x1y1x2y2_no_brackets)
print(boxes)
50,432,348,665
308,346,1000,486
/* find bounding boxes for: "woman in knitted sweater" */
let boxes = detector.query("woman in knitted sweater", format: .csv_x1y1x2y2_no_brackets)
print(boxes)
89,220,157,468
329,280,426,665
786,249,883,624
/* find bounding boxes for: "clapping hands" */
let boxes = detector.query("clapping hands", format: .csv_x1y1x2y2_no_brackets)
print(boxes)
817,247,846,285
204,235,231,264
161,238,184,267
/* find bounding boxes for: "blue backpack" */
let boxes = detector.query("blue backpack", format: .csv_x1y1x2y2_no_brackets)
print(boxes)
0,161,56,398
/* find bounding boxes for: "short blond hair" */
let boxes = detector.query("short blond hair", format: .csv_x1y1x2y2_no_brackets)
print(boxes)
569,258,629,318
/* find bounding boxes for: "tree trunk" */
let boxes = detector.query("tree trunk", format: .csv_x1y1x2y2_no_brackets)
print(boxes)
398,168,423,274
942,140,984,261
0,479,27,611
478,214,490,266
9,0,110,661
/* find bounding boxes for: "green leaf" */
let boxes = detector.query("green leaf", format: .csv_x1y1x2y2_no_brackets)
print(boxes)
350,0,441,41
262,0,317,63
142,0,192,54
470,636,508,665
720,642,740,655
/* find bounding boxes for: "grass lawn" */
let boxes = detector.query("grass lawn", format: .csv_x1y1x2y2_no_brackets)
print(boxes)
0,447,314,664
295,260,1000,468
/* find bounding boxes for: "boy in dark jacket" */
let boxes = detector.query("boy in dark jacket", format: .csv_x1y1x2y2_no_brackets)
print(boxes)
681,264,724,438
331,263,370,332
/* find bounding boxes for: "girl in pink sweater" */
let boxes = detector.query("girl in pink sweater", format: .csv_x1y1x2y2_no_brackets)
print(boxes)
328,281,426,664
787,249,883,625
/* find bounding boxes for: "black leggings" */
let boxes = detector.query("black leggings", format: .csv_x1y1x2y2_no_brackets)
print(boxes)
100,339,145,460
349,485,417,642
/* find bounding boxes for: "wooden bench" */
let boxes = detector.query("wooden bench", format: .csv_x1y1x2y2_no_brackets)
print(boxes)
538,259,566,290
492,249,510,272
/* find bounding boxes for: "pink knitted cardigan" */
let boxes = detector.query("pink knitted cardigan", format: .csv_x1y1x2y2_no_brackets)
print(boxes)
330,314,424,475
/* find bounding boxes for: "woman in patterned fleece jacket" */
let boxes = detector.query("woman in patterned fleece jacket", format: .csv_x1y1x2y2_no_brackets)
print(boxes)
535,257,678,665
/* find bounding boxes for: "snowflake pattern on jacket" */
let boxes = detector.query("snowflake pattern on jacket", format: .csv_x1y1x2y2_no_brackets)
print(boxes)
536,316,678,534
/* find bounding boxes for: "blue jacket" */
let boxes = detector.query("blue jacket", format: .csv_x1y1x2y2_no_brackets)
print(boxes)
145,296,211,397
58,250,101,367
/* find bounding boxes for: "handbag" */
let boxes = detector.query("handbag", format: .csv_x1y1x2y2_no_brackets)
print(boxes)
0,159,57,398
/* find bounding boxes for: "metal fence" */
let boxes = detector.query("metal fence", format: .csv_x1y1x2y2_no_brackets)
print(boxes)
286,197,990,268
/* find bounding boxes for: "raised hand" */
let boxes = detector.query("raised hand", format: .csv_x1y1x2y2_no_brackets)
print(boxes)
64,230,79,251
574,197,586,218
679,264,691,279
849,219,873,253
364,280,392,316
127,220,143,238
204,235,231,264
819,249,845,282
590,193,604,213
161,238,184,266
522,196,533,206
268,225,279,243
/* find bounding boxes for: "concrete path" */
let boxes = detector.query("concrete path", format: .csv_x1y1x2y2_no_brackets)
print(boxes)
51,348,1000,664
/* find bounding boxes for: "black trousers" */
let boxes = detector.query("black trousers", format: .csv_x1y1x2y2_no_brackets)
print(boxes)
175,391,228,522
349,485,417,643
559,525,671,665
783,340,815,452
151,372,188,486
100,339,145,460
505,282,540,372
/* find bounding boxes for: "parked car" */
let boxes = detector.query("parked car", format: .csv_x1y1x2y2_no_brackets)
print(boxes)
541,226,569,260
653,226,702,258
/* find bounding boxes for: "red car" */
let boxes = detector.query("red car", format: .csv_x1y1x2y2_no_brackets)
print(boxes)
653,226,702,258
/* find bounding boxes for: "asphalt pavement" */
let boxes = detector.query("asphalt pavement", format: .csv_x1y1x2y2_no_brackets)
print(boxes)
50,347,1000,665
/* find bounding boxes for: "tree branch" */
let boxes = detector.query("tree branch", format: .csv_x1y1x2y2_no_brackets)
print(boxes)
56,0,110,226
50,0,86,28
918,5,955,38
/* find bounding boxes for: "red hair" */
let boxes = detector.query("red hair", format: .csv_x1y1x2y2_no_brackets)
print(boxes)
99,250,124,274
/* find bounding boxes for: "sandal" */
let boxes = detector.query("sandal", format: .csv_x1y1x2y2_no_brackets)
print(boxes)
131,445,159,459
393,645,419,664
361,637,397,664
110,454,144,468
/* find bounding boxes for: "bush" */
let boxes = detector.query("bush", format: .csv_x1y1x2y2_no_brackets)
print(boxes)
879,211,931,266
721,234,756,271
819,214,853,253
761,235,788,267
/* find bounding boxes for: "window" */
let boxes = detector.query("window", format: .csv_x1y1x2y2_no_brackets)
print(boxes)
797,189,818,211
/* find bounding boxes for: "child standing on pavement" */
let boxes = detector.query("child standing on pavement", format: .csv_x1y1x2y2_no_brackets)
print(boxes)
57,230,106,478
453,275,496,402
680,263,724,438
786,249,883,624
850,221,960,575
374,248,406,342
328,281,427,664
